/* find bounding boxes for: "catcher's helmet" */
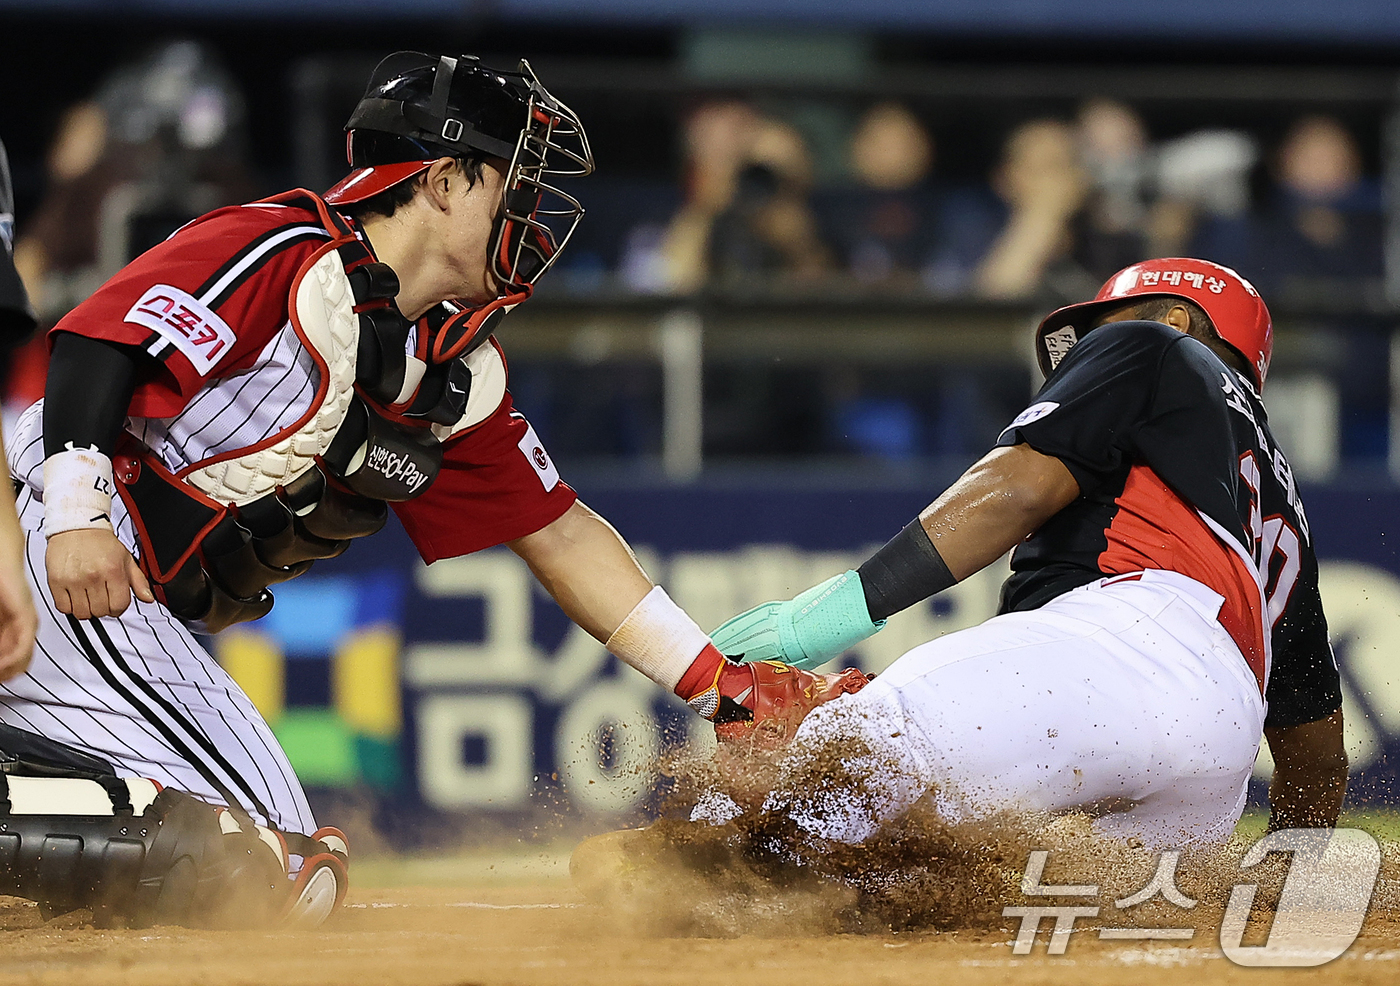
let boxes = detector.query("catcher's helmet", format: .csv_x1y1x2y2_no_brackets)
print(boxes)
1035,258,1273,390
324,52,593,290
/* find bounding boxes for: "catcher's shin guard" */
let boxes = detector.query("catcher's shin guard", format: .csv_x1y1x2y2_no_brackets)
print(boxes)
0,776,288,928
282,826,350,927
0,724,349,928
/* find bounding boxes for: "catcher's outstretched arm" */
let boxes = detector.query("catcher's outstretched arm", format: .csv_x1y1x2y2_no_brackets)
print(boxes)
507,499,655,643
1265,709,1347,830
510,500,736,703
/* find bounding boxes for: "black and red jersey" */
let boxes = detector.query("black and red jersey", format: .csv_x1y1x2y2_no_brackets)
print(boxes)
997,319,1339,729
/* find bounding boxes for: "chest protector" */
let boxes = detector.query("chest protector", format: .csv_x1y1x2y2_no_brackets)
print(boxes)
113,190,513,633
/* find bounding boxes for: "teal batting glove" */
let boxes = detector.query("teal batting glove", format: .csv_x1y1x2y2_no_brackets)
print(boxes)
708,570,885,671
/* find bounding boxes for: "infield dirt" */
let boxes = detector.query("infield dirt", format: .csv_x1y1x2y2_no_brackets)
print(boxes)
0,818,1396,986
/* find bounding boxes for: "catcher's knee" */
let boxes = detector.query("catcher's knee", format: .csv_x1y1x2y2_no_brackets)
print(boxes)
0,773,348,928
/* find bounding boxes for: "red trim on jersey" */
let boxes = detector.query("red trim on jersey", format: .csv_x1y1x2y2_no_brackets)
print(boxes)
1098,464,1267,692
46,199,333,418
257,188,354,237
173,236,353,481
113,448,230,585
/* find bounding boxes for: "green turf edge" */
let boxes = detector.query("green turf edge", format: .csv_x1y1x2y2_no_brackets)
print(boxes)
1234,808,1400,842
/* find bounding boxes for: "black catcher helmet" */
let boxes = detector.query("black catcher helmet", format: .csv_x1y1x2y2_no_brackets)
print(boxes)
325,52,593,291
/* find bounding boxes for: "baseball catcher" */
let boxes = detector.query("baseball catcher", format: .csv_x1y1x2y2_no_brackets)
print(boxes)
2,52,859,928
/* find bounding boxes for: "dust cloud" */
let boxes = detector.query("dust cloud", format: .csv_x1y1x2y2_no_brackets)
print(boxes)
572,735,1400,940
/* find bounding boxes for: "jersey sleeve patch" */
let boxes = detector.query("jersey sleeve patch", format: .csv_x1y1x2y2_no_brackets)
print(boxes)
123,284,235,374
1001,401,1060,435
516,421,560,492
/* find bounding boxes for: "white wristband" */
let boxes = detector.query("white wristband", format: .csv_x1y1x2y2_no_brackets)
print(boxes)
42,447,116,538
606,586,712,691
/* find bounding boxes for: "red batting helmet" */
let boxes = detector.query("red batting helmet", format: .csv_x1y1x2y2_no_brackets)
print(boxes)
1034,258,1273,390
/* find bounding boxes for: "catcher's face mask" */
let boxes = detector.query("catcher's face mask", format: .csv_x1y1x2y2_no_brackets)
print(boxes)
326,53,594,294
489,70,592,291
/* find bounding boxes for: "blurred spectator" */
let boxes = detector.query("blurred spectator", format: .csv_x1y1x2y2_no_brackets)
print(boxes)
647,101,831,292
1150,129,1258,257
621,101,757,292
1072,99,1152,282
9,102,108,321
974,103,1160,301
559,176,678,294
819,102,939,287
1192,115,1384,298
14,41,255,325
851,103,934,193
1268,115,1385,290
973,119,1088,299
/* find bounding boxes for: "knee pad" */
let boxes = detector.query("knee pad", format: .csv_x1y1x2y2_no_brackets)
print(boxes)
0,773,348,929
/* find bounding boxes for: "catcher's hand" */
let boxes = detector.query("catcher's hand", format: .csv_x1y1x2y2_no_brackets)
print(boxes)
708,570,884,671
46,528,155,620
714,661,870,747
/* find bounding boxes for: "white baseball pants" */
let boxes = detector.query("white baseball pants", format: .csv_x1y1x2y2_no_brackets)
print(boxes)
769,569,1266,847
0,485,316,835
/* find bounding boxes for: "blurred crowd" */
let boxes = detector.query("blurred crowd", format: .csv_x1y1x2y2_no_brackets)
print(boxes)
581,97,1386,306
3,41,1391,468
13,44,1383,312
4,41,253,416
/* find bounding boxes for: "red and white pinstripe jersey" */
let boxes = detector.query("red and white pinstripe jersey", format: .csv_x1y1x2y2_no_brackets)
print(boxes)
27,195,576,561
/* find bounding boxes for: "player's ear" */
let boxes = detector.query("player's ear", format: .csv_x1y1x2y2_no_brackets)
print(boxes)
422,158,458,212
1162,304,1194,334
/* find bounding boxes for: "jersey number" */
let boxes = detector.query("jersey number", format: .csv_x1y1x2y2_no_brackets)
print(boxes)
1239,452,1301,626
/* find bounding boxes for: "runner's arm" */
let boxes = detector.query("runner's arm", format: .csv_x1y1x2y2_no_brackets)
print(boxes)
1265,709,1347,830
912,442,1080,582
711,443,1081,667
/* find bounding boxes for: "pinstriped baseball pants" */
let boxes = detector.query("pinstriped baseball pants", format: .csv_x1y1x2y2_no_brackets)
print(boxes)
0,486,316,835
